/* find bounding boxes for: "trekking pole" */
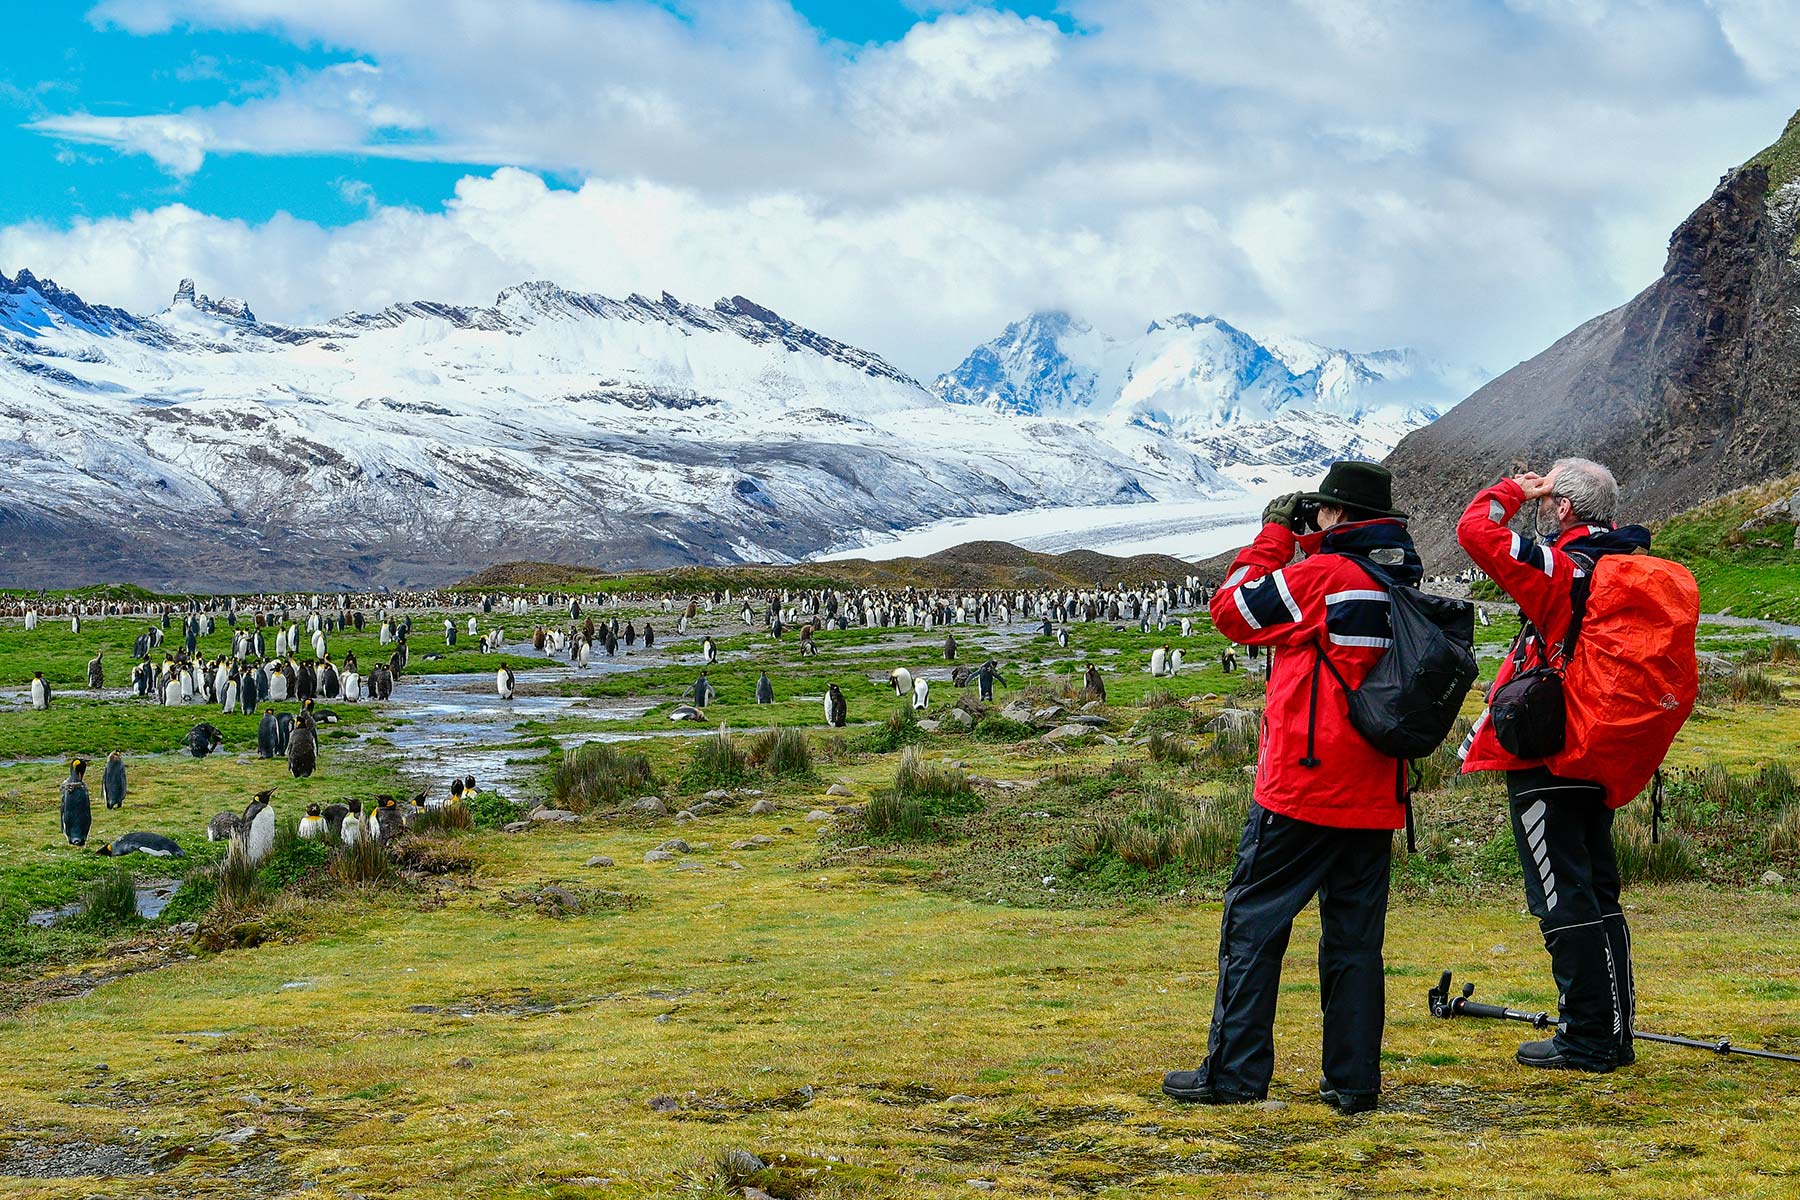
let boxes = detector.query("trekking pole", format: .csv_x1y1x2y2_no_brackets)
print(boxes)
1426,971,1800,1064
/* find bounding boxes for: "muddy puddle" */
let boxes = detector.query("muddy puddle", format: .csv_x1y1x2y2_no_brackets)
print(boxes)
27,878,181,928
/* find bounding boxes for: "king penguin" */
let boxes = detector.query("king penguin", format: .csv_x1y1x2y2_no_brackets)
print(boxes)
755,671,774,705
298,803,327,840
824,683,848,728
102,750,127,809
60,758,92,846
240,790,276,866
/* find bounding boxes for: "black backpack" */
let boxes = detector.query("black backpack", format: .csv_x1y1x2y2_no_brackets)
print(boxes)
1301,557,1479,845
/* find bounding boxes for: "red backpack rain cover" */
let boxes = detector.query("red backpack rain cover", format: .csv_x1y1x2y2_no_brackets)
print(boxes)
1550,554,1700,807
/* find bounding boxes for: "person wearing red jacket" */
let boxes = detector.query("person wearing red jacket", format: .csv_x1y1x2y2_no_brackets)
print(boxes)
1457,458,1649,1073
1163,461,1418,1115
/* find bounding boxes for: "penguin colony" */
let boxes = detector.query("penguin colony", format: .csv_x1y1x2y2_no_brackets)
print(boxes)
16,573,1237,872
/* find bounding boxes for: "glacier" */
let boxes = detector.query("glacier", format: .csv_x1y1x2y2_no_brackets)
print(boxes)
1,270,1244,590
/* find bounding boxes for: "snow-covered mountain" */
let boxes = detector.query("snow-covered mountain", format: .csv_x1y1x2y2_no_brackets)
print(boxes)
0,270,1242,590
935,311,1477,487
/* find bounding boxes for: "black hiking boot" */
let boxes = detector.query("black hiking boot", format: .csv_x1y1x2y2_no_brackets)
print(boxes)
1161,1070,1257,1105
1317,1081,1378,1115
1516,1038,1613,1072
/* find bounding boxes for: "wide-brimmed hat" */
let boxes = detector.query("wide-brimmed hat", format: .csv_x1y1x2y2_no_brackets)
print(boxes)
1296,460,1407,518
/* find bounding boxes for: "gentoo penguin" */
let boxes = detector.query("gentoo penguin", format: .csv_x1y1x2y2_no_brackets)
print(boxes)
287,713,318,779
1084,665,1107,702
239,790,276,866
1149,646,1167,678
888,667,912,699
912,675,930,711
206,811,243,842
944,632,957,661
257,709,278,758
1170,648,1183,675
60,758,92,846
102,750,127,810
755,671,774,705
690,672,716,707
87,652,104,689
185,722,225,758
29,671,50,710
669,704,705,721
298,803,327,840
369,796,405,843
825,683,848,728
497,663,515,701
978,659,1001,702
98,831,184,858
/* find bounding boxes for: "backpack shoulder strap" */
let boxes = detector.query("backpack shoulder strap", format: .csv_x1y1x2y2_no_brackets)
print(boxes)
1561,561,1595,660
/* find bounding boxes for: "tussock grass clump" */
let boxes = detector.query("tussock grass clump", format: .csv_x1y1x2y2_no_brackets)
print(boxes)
1198,719,1259,768
683,730,748,790
1700,664,1783,705
971,715,1035,743
891,746,975,805
858,703,924,753
864,791,933,841
216,838,264,906
466,789,518,830
555,742,657,811
79,864,139,927
1769,806,1800,856
1133,704,1198,737
411,802,473,836
1142,688,1183,709
1613,812,1699,884
1064,783,1250,876
389,835,474,875
1146,729,1193,765
763,727,812,778
864,747,981,842
257,818,332,891
747,727,812,776
328,835,397,888
1767,636,1800,665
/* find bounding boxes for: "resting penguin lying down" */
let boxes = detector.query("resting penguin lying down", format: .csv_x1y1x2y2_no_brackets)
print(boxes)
97,831,184,857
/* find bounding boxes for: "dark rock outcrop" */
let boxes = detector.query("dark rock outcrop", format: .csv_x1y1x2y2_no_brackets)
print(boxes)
1387,110,1800,566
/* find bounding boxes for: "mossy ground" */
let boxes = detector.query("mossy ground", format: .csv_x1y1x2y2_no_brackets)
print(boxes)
2,594,1798,1198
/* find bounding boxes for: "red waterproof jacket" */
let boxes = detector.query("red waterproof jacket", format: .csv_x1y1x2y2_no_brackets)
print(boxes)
1455,477,1652,776
1210,518,1422,831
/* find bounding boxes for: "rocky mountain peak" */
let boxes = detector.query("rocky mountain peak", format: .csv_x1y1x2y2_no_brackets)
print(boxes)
1386,107,1800,566
171,277,257,323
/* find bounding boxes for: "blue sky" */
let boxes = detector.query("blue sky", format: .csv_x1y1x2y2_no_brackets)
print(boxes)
1,1,1071,229
4,1,1798,378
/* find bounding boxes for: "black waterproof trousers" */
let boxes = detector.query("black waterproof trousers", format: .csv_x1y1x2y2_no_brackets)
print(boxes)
1195,803,1393,1101
1506,766,1634,1069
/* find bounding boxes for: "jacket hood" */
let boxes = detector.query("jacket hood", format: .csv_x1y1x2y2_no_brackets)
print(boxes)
1300,518,1424,587
1558,522,1651,563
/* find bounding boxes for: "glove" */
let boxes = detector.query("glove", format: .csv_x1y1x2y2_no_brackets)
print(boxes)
1262,492,1303,531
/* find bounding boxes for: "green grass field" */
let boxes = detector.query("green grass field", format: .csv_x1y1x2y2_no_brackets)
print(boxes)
2,582,1797,1198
